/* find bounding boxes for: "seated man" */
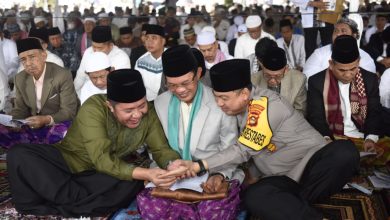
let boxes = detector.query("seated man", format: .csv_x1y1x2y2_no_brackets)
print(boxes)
197,31,231,71
74,26,130,96
364,26,390,75
0,38,78,148
168,58,359,220
304,17,376,80
251,47,307,116
136,45,242,219
307,35,388,164
7,69,181,217
79,51,113,104
115,27,142,57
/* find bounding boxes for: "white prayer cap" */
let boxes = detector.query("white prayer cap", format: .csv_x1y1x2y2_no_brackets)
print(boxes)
83,17,96,24
98,13,109,19
85,52,111,73
237,24,247,33
246,15,262,28
197,31,216,45
234,16,244,26
34,16,46,24
201,26,216,36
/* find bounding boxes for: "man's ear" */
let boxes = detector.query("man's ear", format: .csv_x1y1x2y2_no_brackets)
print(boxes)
328,59,334,71
105,101,114,112
241,87,251,101
196,67,202,79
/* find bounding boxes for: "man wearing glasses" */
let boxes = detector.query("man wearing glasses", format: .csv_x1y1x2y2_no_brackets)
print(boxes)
136,45,243,219
251,47,307,116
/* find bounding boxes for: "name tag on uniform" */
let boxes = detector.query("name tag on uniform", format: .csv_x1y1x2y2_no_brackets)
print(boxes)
238,97,273,151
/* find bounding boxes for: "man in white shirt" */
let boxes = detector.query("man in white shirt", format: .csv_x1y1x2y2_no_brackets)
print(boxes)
234,15,275,59
197,31,231,71
0,27,19,82
182,28,197,48
134,24,166,101
292,0,334,58
79,52,113,104
364,11,389,44
304,17,376,80
179,12,202,41
212,9,230,41
276,19,305,71
307,35,385,161
74,26,130,96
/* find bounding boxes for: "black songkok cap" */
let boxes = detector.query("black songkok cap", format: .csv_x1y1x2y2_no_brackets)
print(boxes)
120,26,132,35
141,24,150,32
48,27,61,36
262,47,287,71
331,35,359,64
92,26,112,43
191,48,206,77
16,37,43,54
210,59,251,92
162,45,198,77
107,69,146,103
29,28,49,43
145,24,165,37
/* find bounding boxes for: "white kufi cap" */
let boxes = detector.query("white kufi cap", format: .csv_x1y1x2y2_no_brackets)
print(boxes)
246,15,262,28
237,24,247,33
201,26,216,36
197,31,216,45
85,52,111,73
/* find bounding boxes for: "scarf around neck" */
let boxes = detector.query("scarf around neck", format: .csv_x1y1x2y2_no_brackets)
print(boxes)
167,82,203,160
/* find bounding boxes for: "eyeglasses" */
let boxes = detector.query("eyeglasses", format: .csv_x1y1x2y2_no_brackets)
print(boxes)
263,72,285,81
166,75,196,90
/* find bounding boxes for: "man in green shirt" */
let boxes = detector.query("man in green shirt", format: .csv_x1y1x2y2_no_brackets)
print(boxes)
7,69,180,217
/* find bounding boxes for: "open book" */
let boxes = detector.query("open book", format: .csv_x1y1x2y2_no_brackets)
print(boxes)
0,114,29,128
146,173,209,193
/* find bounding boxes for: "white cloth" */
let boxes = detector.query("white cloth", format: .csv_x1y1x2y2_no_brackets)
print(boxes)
74,45,130,96
112,17,128,28
218,41,230,59
339,81,378,142
291,0,322,28
365,23,390,44
18,50,64,73
0,55,9,111
212,19,230,41
276,34,306,69
134,51,164,101
0,38,19,81
234,32,275,59
180,101,192,137
303,44,376,80
32,65,46,112
380,69,390,108
79,80,107,105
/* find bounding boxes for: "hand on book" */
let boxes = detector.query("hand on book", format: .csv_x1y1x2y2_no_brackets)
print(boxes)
25,115,50,129
202,174,224,193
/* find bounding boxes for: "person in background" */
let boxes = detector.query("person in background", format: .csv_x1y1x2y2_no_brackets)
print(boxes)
307,35,389,165
197,31,231,71
234,15,275,59
97,12,120,42
0,26,19,83
79,52,113,104
134,24,166,101
76,17,96,57
74,26,130,96
182,27,198,48
228,24,247,57
276,19,305,71
130,24,149,68
115,27,142,57
252,47,307,116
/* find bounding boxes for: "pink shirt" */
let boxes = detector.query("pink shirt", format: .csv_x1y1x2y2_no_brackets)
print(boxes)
32,65,46,113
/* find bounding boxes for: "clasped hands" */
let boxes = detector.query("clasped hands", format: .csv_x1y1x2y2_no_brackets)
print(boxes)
149,160,224,193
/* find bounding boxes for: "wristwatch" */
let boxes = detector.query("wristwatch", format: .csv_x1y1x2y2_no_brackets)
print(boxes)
195,159,207,176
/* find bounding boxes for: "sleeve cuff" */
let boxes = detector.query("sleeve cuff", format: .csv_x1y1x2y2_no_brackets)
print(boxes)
48,115,55,126
365,135,379,143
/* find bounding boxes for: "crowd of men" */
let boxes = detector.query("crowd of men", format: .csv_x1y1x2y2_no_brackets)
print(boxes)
0,1,389,219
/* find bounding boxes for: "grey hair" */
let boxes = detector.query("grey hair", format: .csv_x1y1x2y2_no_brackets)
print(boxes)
336,17,360,40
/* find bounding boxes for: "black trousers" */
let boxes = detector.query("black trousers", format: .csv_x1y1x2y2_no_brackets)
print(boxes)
304,24,334,59
243,140,360,220
7,144,144,218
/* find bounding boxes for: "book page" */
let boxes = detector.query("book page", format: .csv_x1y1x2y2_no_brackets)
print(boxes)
146,173,209,193
0,114,15,127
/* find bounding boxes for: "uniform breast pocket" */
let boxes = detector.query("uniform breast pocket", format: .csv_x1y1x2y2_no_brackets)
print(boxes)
46,93,60,107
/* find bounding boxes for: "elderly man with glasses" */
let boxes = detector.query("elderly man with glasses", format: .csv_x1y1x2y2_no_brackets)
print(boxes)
252,47,307,116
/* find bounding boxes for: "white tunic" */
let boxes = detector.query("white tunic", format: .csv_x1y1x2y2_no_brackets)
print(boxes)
276,34,306,69
74,45,130,96
234,31,275,59
79,80,107,105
